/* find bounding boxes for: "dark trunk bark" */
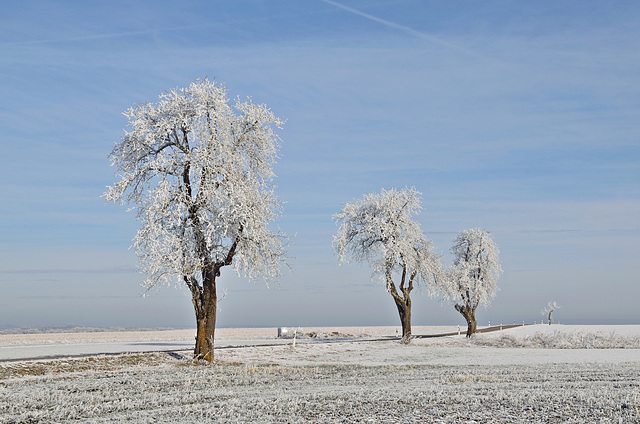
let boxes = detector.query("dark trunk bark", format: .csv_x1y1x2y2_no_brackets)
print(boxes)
180,158,239,362
455,304,477,337
186,233,238,362
388,270,413,344
393,295,412,343
193,271,217,361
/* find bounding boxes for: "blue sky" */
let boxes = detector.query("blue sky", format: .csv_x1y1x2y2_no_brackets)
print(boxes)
1,0,639,330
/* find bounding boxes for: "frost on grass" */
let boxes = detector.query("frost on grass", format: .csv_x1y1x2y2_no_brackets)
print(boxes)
471,330,640,349
0,353,170,380
1,352,639,423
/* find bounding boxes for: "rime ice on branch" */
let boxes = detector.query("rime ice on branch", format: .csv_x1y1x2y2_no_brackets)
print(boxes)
104,78,288,361
333,187,444,343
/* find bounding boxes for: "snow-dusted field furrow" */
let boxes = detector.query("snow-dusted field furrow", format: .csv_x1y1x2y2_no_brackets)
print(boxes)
1,352,638,423
1,326,639,423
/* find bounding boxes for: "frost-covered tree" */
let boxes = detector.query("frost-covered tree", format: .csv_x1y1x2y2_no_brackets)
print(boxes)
104,78,287,361
333,188,443,343
543,301,561,325
443,228,502,337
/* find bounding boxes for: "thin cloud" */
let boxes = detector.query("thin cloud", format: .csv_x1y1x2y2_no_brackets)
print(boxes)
1,9,321,47
1,27,190,47
2,30,155,46
320,0,483,58
511,228,640,235
0,267,137,275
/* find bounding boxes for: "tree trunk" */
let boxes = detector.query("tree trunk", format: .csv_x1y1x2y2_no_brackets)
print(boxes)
193,271,217,361
455,304,477,337
391,291,412,344
386,266,415,344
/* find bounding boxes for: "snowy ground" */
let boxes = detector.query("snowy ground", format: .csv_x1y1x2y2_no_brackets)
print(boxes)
0,326,456,361
1,325,639,423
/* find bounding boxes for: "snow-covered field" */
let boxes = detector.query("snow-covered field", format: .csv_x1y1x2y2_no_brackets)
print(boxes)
1,325,639,423
0,326,456,361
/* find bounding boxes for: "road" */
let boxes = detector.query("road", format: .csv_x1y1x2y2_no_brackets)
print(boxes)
0,325,527,362
0,338,302,362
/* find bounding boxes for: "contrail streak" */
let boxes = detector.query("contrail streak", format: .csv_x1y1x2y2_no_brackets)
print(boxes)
320,0,482,58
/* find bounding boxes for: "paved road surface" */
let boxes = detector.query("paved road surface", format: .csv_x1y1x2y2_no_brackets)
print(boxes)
0,325,526,362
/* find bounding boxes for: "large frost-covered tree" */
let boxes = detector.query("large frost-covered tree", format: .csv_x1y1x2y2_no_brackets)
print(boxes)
105,78,287,361
333,188,443,343
443,228,502,337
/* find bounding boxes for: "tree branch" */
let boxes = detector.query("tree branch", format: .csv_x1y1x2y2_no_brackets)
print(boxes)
399,263,407,291
408,270,417,292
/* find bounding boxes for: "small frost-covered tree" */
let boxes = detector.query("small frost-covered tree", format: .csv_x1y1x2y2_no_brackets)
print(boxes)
443,228,502,337
543,301,560,325
105,78,287,361
333,187,443,343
